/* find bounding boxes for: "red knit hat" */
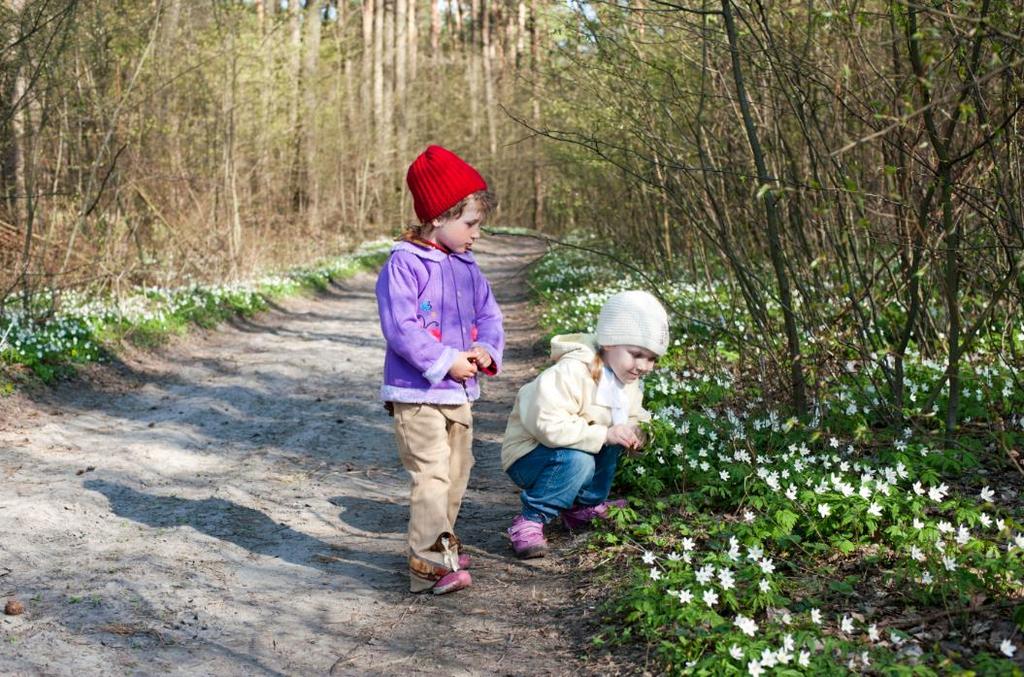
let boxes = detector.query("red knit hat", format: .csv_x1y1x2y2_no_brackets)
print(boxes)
406,145,488,223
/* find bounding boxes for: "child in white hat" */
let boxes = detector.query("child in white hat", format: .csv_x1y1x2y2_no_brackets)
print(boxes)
500,290,670,557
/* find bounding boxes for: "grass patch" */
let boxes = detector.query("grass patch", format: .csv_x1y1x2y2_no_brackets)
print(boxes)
0,243,390,384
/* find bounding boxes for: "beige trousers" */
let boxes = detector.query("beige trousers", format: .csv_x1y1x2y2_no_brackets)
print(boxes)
392,401,474,592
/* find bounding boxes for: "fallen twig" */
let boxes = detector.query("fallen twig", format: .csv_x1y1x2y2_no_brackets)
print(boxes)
878,600,1018,630
328,597,423,674
495,631,516,666
93,623,166,643
995,420,1024,479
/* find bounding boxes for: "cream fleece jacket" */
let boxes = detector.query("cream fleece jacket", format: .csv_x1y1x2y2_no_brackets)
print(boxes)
500,333,651,471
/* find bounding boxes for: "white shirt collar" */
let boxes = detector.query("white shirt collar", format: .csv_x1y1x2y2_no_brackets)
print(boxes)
595,365,628,425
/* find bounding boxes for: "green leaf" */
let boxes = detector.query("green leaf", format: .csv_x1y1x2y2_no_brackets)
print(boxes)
774,509,798,536
829,580,855,595
834,539,857,555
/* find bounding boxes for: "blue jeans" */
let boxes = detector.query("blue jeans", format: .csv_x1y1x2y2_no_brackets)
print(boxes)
506,444,623,524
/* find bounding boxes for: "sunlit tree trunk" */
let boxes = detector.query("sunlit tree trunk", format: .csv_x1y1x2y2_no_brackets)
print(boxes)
224,29,242,276
431,0,441,55
362,0,374,129
482,0,497,156
530,0,543,230
466,0,480,140
334,0,353,226
383,0,395,175
516,1,526,67
373,0,385,160
4,0,30,240
287,2,304,210
407,0,418,81
451,0,463,47
256,0,273,210
10,0,33,304
395,0,407,175
304,3,321,225
396,0,407,110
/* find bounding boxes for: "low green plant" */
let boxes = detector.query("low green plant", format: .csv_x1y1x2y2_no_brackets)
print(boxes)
530,245,1024,675
0,243,390,383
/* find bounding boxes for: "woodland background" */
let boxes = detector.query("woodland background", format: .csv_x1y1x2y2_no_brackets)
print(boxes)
2,0,1023,430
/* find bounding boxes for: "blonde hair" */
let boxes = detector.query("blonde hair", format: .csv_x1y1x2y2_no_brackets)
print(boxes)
589,350,606,383
401,189,498,239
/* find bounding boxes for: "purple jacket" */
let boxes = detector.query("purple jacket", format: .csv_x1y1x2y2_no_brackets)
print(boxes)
375,241,504,405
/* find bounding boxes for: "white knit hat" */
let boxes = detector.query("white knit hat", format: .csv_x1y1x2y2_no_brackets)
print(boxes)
596,290,670,356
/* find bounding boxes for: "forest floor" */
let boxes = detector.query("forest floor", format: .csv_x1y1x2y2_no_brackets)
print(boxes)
0,236,622,676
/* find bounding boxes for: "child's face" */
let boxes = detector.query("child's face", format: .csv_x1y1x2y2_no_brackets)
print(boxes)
603,345,659,384
429,200,484,253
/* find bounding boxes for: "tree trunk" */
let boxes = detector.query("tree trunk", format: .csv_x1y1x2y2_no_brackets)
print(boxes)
530,0,542,230
257,0,273,210
904,4,986,444
395,0,407,177
452,0,463,47
720,0,806,413
373,0,385,158
431,0,441,55
13,30,33,305
396,0,407,110
467,34,480,140
288,2,304,211
408,0,418,81
383,0,395,175
8,31,29,244
224,30,242,276
482,0,497,156
941,167,961,446
362,0,374,127
162,0,181,47
516,1,526,68
304,0,322,225
469,0,479,45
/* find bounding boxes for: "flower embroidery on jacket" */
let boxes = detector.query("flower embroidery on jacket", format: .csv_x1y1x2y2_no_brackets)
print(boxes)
417,299,441,340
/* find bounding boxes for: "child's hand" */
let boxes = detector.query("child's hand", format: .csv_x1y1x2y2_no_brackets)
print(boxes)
468,346,493,370
607,424,643,450
448,352,479,382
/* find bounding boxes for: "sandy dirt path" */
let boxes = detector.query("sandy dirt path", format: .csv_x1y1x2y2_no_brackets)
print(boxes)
0,236,605,676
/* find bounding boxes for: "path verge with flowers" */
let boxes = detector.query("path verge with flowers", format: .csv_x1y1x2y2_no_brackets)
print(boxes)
0,235,616,676
528,244,1024,675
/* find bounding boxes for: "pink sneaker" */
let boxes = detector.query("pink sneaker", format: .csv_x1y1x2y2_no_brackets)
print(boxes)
561,499,627,530
507,515,548,558
458,553,471,569
432,569,472,595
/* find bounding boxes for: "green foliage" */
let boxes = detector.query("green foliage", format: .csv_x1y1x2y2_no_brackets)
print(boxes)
0,244,390,384
531,245,1024,675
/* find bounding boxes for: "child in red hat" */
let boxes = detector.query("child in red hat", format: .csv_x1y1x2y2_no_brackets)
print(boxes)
375,145,505,594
